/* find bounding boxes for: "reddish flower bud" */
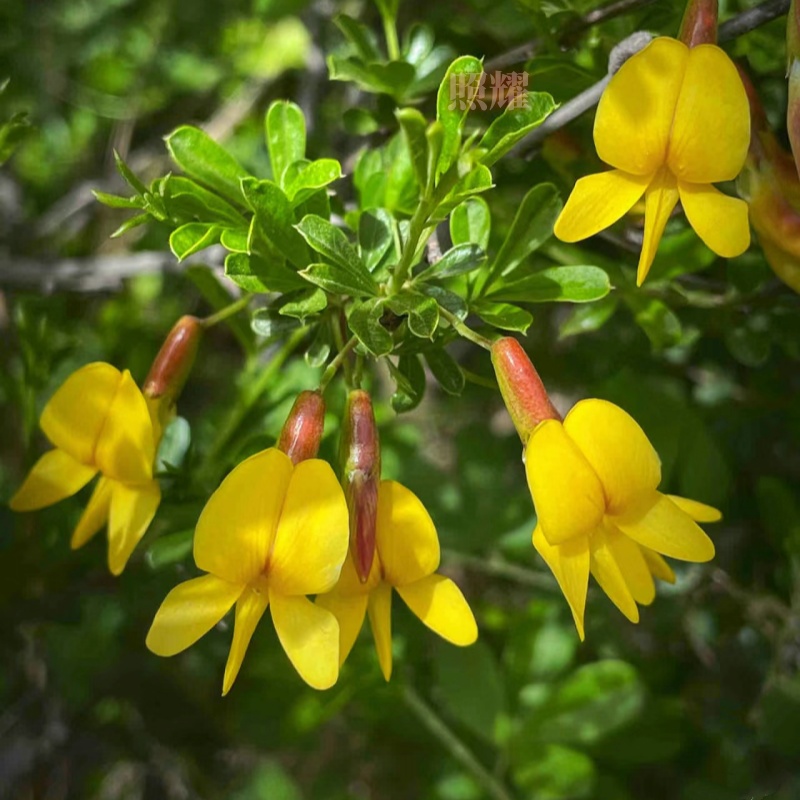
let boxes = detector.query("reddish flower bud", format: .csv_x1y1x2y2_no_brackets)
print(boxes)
278,391,326,464
339,390,380,583
678,0,718,47
491,337,560,443
143,315,203,404
788,0,800,179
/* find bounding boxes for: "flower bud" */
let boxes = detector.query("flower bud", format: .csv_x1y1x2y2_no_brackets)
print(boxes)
143,315,203,403
491,337,560,443
678,0,718,47
278,390,326,464
339,390,380,583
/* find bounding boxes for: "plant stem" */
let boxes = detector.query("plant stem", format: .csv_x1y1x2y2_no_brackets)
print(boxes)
442,549,559,591
319,335,359,393
461,367,499,390
199,294,253,329
439,307,494,350
390,200,432,293
403,686,515,800
330,310,354,386
381,10,401,61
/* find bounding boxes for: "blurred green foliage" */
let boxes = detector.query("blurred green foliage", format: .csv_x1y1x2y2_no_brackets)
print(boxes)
1,0,800,799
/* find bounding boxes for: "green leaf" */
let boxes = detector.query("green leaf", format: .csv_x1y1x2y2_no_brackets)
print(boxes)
359,208,394,271
295,215,374,288
434,640,506,742
386,291,439,338
628,296,682,350
433,165,494,220
327,56,415,97
424,347,464,395
419,284,468,320
390,354,426,413
347,298,392,356
450,197,490,250
558,296,619,339
92,190,142,210
113,150,148,195
110,213,150,238
486,183,562,284
512,745,596,799
402,23,434,67
278,288,327,320
286,158,342,204
417,243,486,280
471,300,532,333
425,121,444,195
166,126,250,205
301,262,378,297
477,92,557,166
145,529,194,570
155,416,191,471
436,55,483,177
220,227,250,254
225,252,306,294
251,307,303,339
334,14,381,62
168,223,221,261
265,100,306,188
305,324,332,369
396,107,428,191
161,175,244,226
0,110,31,166
240,178,309,268
487,266,610,303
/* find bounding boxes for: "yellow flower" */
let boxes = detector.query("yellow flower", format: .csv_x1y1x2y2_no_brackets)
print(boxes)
526,399,720,638
10,363,161,575
146,448,349,694
317,480,477,680
554,36,751,285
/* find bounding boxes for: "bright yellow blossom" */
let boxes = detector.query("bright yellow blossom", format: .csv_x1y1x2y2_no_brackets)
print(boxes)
554,36,751,285
10,363,161,575
317,480,477,680
146,448,349,693
526,398,720,638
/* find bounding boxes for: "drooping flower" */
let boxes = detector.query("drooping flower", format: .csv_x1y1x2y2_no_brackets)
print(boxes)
317,480,477,680
554,36,751,285
492,337,720,637
146,447,349,693
10,362,161,575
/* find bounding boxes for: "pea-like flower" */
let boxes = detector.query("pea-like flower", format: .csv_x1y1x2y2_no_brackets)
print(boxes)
146,448,349,693
10,363,161,575
554,36,751,285
316,480,477,680
527,399,720,638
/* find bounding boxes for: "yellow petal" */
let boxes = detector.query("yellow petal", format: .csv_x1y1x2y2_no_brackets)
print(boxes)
637,168,680,285
563,399,661,515
9,449,96,511
595,37,688,175
397,574,477,646
640,546,676,584
95,370,156,484
146,574,243,657
222,584,269,696
327,550,382,596
40,362,121,466
316,591,368,667
604,525,655,606
269,590,340,690
614,493,715,562
554,170,651,243
532,525,590,640
194,448,292,586
525,420,605,546
589,525,640,623
667,494,722,523
71,476,113,549
269,459,349,596
376,481,440,586
367,582,393,681
667,44,749,183
678,181,750,258
107,480,161,575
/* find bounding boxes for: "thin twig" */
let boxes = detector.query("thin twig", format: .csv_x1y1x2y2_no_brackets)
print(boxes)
403,686,515,800
718,0,790,42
